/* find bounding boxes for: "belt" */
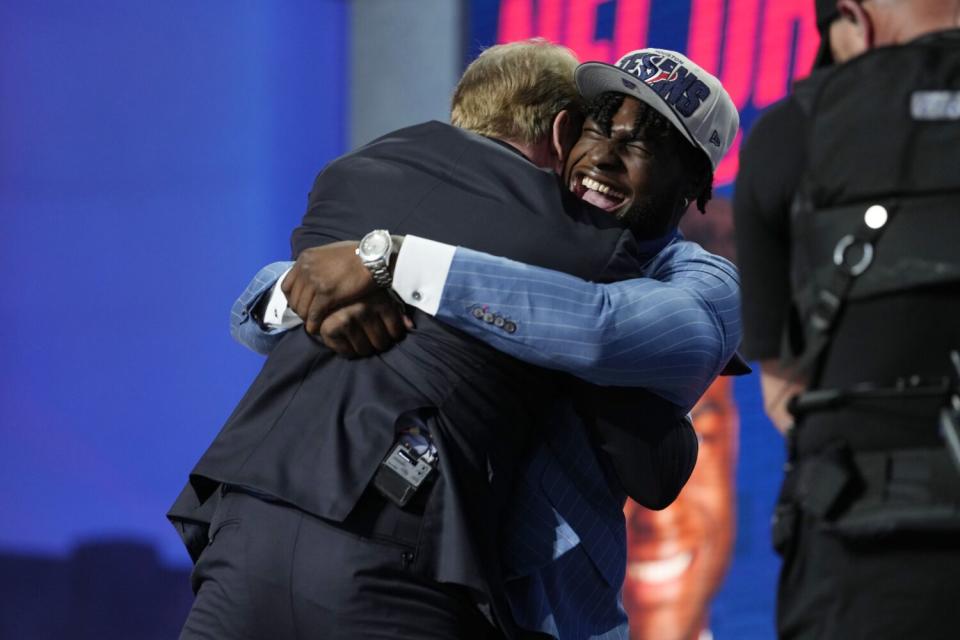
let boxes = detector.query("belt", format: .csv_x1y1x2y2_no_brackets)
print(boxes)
789,376,952,415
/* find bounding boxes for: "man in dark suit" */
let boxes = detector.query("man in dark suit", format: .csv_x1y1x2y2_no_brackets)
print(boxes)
172,42,740,639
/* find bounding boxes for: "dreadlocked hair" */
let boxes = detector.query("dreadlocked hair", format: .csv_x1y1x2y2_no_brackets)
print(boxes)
586,92,714,213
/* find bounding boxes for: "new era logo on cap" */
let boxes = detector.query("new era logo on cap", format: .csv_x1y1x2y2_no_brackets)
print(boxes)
575,48,740,170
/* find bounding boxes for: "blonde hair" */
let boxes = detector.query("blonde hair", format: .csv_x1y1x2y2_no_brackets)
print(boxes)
450,39,581,146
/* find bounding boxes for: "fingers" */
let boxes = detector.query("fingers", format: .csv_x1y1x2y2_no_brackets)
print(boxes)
318,294,410,358
369,292,412,345
284,264,310,318
343,321,375,357
280,264,296,297
304,293,332,336
379,302,408,342
287,244,372,327
319,325,354,357
320,306,373,357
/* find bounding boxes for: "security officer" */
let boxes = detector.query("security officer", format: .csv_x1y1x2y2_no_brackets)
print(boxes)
735,0,864,434
736,1,960,638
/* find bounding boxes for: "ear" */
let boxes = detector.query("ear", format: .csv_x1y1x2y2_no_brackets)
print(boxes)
550,109,583,170
837,0,874,50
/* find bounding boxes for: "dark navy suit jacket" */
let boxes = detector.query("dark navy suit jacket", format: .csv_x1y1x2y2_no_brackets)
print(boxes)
169,121,696,633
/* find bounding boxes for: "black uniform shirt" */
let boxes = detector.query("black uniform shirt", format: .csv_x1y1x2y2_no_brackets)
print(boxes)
733,97,807,361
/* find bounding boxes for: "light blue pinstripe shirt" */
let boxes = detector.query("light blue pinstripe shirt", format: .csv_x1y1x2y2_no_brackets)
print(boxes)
229,261,293,355
229,235,740,639
437,236,740,412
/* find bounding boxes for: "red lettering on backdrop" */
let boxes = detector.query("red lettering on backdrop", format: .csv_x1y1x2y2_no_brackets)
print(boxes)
687,0,759,109
563,0,650,64
719,0,761,107
537,0,566,42
687,0,725,74
495,0,752,185
497,0,563,44
753,0,818,108
497,0,650,62
566,0,613,62
497,0,533,42
687,0,757,186
562,0,652,64
614,0,651,54
713,129,741,186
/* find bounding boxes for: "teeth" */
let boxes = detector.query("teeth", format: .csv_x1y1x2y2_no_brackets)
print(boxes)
582,176,624,200
627,552,693,584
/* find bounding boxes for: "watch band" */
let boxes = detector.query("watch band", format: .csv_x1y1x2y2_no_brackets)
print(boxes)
367,258,392,288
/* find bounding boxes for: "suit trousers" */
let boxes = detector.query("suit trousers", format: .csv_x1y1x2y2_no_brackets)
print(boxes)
179,487,504,640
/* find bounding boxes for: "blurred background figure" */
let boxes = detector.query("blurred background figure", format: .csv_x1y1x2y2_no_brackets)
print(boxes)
619,143,744,640
734,0,864,434
623,377,739,640
735,0,960,638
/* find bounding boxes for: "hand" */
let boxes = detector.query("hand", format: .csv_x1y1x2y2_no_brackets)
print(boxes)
282,241,377,335
318,289,414,358
759,358,807,435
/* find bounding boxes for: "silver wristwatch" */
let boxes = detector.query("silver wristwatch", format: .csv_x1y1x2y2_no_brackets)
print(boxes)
356,229,394,288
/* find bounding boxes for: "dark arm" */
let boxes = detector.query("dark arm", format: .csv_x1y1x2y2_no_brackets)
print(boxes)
573,384,697,509
733,98,809,432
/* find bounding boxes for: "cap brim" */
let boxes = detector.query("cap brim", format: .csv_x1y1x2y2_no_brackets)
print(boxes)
575,62,700,154
720,352,752,377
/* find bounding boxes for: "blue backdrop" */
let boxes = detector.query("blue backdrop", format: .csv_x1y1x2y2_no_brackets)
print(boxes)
2,1,801,637
0,0,347,565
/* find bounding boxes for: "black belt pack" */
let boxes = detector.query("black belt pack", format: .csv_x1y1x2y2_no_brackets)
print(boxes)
793,445,960,540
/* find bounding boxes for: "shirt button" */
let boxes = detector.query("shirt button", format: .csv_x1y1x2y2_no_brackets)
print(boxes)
472,308,484,319
412,291,422,301
504,321,517,334
493,316,505,328
483,313,495,324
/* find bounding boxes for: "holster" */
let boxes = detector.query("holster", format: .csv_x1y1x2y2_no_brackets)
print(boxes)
772,439,854,555
775,443,960,552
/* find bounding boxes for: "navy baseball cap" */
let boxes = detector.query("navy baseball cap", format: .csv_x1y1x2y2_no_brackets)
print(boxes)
575,48,740,170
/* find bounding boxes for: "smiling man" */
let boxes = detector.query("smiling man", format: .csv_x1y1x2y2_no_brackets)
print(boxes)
623,377,738,640
565,90,713,239
175,43,742,640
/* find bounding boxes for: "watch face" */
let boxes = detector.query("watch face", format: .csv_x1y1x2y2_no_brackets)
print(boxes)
360,231,389,260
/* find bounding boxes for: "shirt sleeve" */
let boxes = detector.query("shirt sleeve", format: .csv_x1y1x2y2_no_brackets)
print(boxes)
733,97,806,360
230,261,296,355
392,235,457,315
262,268,304,330
431,240,742,411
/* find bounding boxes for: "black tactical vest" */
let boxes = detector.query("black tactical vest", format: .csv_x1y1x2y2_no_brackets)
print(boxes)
769,33,960,547
789,31,960,368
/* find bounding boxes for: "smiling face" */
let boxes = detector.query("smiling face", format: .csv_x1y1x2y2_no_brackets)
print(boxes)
563,94,692,239
622,377,739,640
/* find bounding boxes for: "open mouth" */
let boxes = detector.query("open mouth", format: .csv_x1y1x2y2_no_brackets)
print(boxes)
570,174,627,212
627,550,694,584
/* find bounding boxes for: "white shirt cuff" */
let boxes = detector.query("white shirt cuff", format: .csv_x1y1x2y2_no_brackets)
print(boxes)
392,235,457,316
263,268,304,329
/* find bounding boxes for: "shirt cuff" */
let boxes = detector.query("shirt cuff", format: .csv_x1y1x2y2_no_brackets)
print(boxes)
263,268,304,329
392,235,457,316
